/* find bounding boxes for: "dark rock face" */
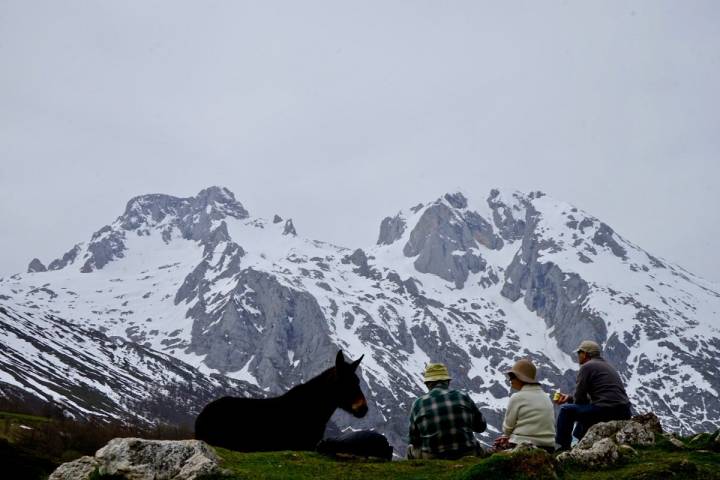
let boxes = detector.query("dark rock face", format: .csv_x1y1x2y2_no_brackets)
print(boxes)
47,244,82,270
402,201,502,288
27,258,46,273
342,249,382,280
592,223,628,260
188,268,336,391
283,219,297,236
377,214,406,245
81,228,126,272
487,189,532,241
501,228,608,354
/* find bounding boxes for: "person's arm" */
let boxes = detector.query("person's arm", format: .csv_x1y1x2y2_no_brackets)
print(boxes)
467,394,487,433
408,401,420,446
573,365,591,404
502,395,518,436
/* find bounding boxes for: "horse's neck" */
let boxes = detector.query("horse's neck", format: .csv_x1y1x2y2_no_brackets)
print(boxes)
282,369,337,421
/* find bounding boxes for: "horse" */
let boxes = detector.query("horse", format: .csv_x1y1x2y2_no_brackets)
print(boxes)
194,350,368,451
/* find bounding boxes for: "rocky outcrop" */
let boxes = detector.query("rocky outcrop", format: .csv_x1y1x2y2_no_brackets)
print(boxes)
189,268,336,391
402,197,503,288
557,413,663,468
27,258,47,273
487,189,533,241
47,244,82,270
283,219,297,236
342,249,382,280
49,438,223,480
81,227,127,272
377,213,406,245
500,222,607,354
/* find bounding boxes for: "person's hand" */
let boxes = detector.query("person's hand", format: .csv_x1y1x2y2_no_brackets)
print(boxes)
493,436,509,447
553,393,570,405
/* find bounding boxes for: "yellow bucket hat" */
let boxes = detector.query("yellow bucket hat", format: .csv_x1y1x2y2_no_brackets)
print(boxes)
423,363,452,382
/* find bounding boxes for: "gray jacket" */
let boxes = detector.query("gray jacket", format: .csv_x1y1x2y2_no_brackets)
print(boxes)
569,357,631,408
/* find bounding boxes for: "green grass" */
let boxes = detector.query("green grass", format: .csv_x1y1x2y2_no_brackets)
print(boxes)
209,441,720,480
0,411,51,424
209,449,484,480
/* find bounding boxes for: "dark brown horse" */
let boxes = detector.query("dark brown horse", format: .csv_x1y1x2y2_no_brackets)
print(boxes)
195,350,368,451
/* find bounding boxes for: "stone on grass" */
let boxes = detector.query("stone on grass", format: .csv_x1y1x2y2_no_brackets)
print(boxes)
49,437,224,480
557,413,662,468
49,456,99,480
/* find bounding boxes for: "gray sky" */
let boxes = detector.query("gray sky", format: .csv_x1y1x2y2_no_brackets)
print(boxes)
1,1,719,282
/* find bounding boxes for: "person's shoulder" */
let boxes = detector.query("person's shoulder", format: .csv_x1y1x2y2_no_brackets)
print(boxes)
453,389,477,403
411,393,428,408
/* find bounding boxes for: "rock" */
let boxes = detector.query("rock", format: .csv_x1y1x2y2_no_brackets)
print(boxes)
617,444,637,457
377,213,406,245
283,219,297,236
402,202,492,288
557,437,619,468
47,244,82,270
631,412,663,433
663,433,687,450
27,258,47,273
557,414,662,468
49,456,99,480
50,438,224,480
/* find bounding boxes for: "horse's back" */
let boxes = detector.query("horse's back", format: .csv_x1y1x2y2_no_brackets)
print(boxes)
195,396,292,451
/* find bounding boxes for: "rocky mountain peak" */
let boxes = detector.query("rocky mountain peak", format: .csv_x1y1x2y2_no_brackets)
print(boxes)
192,186,249,220
120,187,248,232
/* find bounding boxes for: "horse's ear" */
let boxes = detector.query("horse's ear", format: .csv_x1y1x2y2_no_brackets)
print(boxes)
336,350,345,368
351,354,364,372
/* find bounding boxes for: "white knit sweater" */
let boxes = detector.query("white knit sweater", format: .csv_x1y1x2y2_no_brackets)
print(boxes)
502,384,556,448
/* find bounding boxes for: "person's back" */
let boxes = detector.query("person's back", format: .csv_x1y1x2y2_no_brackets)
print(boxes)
495,359,556,452
503,384,556,448
574,357,630,408
407,363,486,459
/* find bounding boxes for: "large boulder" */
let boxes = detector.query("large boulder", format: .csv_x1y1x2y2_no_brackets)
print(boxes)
49,438,224,480
557,413,662,468
48,456,99,480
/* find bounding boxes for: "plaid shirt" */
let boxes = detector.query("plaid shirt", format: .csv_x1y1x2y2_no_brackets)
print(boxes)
409,387,486,455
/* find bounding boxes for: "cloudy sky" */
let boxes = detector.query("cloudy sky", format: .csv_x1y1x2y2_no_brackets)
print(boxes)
1,1,719,282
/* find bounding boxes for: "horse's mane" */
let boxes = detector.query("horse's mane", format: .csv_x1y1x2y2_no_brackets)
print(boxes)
282,366,336,399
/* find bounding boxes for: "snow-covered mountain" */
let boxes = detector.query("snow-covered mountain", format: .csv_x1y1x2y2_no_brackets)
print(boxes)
1,186,719,452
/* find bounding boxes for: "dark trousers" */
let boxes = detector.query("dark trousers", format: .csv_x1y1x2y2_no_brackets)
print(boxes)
555,403,632,450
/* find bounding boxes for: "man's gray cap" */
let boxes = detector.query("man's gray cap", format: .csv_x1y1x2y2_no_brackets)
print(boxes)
576,340,601,355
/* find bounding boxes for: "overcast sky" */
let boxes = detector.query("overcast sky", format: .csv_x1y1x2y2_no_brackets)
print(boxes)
1,1,719,282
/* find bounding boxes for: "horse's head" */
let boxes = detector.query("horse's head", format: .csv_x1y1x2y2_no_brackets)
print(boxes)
334,350,368,418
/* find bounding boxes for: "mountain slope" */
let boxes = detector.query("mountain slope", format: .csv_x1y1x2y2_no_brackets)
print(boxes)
0,304,260,426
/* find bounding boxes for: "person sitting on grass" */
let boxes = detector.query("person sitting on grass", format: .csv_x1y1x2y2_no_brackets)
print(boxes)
407,363,487,460
493,359,556,453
